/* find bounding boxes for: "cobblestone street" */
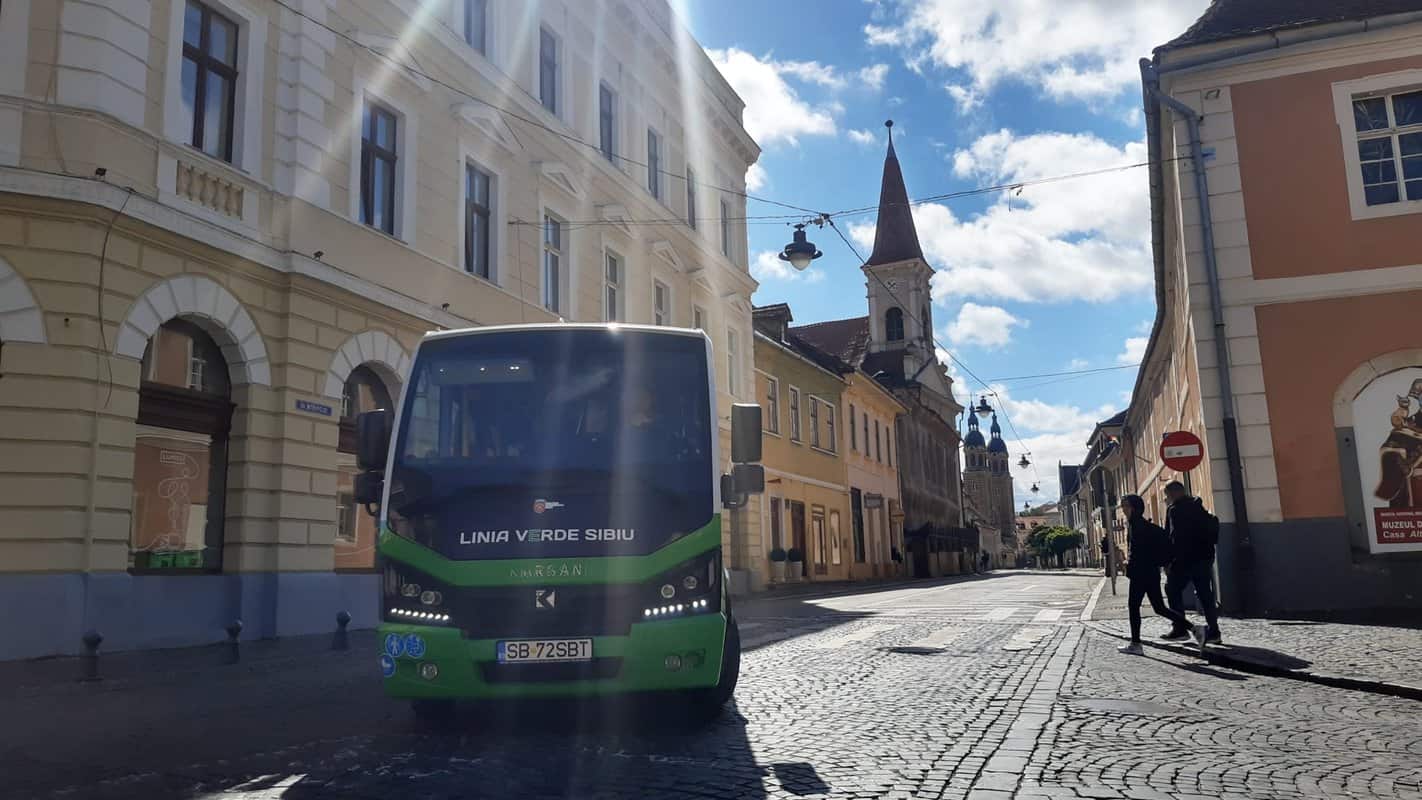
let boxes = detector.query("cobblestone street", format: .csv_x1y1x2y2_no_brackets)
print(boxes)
4,573,1419,799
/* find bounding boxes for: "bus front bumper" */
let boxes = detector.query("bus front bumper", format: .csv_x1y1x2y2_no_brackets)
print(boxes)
377,613,727,699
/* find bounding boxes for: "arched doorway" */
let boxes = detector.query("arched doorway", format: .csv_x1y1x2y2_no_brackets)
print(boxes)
335,364,393,570
129,319,234,571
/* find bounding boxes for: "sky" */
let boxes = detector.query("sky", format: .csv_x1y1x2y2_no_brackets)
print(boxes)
682,0,1212,507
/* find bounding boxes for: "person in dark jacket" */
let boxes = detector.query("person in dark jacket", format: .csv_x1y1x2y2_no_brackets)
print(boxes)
1162,481,1223,644
1117,494,1199,655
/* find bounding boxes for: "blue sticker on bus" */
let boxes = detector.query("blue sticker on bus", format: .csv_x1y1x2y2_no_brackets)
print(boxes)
383,632,405,658
403,633,426,659
380,654,396,678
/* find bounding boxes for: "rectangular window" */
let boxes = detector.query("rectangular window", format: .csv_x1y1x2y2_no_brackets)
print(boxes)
464,164,492,279
360,102,398,235
647,128,662,199
599,83,616,162
693,305,706,331
542,214,563,313
863,414,869,456
764,375,780,434
789,387,802,442
825,402,837,453
653,280,669,326
809,397,821,449
720,197,731,257
603,250,621,322
769,497,783,550
538,27,558,114
874,418,882,462
812,506,827,572
829,510,842,566
886,422,893,466
187,353,205,391
727,329,740,396
685,167,698,228
849,404,857,451
464,0,487,54
1352,90,1422,206
181,1,239,162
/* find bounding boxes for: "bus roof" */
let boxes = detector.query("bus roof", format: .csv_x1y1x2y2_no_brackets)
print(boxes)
420,322,710,343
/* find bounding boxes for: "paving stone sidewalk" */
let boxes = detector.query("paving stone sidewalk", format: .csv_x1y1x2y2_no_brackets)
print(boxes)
1087,575,1422,698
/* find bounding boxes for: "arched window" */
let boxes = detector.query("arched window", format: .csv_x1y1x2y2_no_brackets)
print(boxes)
885,307,904,342
921,305,932,344
130,319,233,571
336,365,393,570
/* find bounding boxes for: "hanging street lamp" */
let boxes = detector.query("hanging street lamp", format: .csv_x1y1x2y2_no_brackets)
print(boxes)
778,223,823,271
973,395,993,418
1018,454,1031,469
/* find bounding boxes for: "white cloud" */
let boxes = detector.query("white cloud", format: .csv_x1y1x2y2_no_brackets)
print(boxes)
858,63,890,90
1066,358,1090,370
1135,319,1154,334
849,129,1153,304
745,162,768,192
707,49,838,146
1011,428,1096,505
946,303,1026,349
973,384,1120,505
751,249,826,284
945,83,982,113
848,129,879,147
1118,336,1148,364
866,0,1208,103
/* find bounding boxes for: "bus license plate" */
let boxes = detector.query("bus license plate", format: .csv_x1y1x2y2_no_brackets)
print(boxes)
497,638,593,663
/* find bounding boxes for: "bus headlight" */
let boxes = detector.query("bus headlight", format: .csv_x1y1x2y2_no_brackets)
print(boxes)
384,564,453,625
642,551,721,620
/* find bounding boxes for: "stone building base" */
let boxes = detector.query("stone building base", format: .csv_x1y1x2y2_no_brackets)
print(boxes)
0,572,379,661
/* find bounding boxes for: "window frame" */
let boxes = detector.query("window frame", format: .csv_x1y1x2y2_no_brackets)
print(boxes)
542,212,566,314
463,0,488,56
180,1,240,163
762,372,781,435
463,162,494,279
603,247,623,322
720,197,732,258
538,25,561,116
788,385,803,443
685,166,698,229
692,304,707,331
360,102,399,236
885,307,905,342
874,418,882,462
653,279,671,326
849,404,857,451
822,399,837,454
1332,70,1422,220
647,127,663,200
599,82,618,163
162,0,266,175
808,396,821,449
726,328,741,396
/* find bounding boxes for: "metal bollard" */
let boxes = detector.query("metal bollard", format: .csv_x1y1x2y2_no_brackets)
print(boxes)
222,619,243,664
80,630,103,682
333,610,351,651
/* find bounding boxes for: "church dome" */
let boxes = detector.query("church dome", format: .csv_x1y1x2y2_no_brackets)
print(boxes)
964,429,986,448
987,413,1008,453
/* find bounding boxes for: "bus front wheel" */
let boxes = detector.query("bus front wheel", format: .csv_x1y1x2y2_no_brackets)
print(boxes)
687,616,740,720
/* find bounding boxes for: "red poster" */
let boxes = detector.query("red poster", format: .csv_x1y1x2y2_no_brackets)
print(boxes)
1374,508,1422,545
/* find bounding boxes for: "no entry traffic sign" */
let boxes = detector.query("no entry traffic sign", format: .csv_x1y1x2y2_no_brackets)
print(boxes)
1160,430,1204,472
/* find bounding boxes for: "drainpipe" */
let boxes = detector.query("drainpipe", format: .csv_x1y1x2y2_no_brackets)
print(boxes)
1141,60,1254,613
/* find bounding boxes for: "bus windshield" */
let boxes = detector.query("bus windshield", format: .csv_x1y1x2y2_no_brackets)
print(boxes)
387,328,716,560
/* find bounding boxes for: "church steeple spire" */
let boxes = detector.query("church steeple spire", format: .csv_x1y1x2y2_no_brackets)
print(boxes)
866,120,924,268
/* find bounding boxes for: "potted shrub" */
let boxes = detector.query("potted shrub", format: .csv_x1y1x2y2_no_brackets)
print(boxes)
768,547,788,583
786,547,805,582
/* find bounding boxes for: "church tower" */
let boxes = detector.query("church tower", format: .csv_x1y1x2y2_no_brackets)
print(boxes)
862,121,942,394
986,413,1016,541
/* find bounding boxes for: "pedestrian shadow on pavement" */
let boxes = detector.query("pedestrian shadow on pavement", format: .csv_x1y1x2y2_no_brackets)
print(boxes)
1153,656,1250,682
1212,644,1310,672
770,762,831,796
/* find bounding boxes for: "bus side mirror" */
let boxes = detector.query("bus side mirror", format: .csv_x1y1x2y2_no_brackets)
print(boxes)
356,409,392,471
730,403,762,464
353,471,383,508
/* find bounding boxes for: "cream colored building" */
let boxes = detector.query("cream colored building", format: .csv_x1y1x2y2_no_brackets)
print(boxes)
842,371,906,581
0,0,760,659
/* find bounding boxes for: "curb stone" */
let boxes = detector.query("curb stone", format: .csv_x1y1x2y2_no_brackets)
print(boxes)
1083,620,1422,702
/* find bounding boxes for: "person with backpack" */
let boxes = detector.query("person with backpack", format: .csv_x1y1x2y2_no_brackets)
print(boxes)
1161,480,1223,645
1117,494,1200,655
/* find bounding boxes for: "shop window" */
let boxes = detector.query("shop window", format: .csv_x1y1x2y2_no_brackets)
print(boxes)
130,319,234,572
336,365,392,570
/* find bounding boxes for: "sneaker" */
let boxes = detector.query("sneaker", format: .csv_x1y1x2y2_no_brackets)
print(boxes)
1160,629,1190,641
1118,642,1145,655
1206,629,1223,645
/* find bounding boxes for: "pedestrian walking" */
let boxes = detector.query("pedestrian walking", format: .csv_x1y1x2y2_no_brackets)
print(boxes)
980,551,990,572
1161,480,1224,645
1117,494,1201,655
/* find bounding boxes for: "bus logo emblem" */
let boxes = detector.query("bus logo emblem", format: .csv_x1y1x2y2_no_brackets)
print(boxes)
533,499,564,514
535,589,557,609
